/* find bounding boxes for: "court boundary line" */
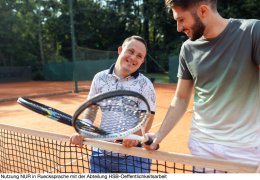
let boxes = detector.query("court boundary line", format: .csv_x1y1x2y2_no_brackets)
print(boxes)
0,88,89,103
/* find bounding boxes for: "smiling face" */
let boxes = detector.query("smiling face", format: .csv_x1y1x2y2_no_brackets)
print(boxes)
173,6,206,41
115,39,146,78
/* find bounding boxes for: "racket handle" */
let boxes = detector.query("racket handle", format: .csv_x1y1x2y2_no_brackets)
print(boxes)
144,136,160,150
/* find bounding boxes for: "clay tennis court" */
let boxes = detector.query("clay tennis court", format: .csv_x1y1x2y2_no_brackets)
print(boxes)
0,81,193,154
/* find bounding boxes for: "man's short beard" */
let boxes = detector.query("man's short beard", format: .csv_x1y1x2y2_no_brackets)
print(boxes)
189,12,206,41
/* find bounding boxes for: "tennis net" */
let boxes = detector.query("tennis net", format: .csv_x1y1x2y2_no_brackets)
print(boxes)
0,124,258,173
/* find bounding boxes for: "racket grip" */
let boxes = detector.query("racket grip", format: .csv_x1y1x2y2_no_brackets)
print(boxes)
144,136,160,150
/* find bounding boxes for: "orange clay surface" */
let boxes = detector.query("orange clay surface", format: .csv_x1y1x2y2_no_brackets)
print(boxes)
0,81,193,154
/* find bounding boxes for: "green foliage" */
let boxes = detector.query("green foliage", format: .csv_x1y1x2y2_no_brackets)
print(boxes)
0,0,259,75
218,0,260,19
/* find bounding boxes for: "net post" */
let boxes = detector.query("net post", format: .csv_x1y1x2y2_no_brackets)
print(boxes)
74,79,78,93
69,0,78,93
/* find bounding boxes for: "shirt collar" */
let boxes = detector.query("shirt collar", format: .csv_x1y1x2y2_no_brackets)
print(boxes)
108,63,139,79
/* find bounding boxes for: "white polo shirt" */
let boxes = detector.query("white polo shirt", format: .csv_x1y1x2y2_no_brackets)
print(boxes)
88,64,156,114
88,64,156,156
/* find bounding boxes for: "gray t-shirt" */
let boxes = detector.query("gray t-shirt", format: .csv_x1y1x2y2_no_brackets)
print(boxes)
178,19,260,148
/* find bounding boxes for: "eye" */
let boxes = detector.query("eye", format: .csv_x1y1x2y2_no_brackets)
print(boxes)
128,49,134,54
137,54,143,59
179,18,184,23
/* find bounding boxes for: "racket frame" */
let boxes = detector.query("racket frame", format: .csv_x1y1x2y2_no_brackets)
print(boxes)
17,97,109,134
17,97,72,126
73,90,151,141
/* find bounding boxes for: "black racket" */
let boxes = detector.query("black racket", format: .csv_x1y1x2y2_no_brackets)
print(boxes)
17,97,103,134
72,90,153,144
17,90,155,146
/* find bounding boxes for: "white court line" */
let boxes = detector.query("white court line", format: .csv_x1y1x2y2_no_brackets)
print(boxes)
49,154,88,173
151,122,162,129
150,109,193,130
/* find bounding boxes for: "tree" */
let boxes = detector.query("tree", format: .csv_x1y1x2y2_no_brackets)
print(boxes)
0,0,259,75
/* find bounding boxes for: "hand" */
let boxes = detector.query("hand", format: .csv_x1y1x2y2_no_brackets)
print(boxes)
121,139,140,148
143,133,160,150
69,133,85,148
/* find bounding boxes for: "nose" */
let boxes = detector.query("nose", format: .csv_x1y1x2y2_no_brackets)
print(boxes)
127,53,136,63
130,54,141,65
128,53,135,60
177,22,183,32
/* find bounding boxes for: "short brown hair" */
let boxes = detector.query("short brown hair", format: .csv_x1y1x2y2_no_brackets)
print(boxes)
122,35,148,52
165,0,218,11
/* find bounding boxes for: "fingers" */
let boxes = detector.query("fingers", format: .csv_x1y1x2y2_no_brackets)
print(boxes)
121,139,140,148
150,143,160,150
119,133,160,149
69,133,85,148
143,133,160,151
143,142,159,150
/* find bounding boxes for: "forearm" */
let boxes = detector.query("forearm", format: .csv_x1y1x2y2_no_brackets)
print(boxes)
84,105,98,122
154,95,190,144
135,114,154,136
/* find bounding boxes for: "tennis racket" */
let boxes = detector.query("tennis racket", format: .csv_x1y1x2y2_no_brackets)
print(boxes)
17,97,73,125
17,97,103,134
72,90,153,145
17,90,155,146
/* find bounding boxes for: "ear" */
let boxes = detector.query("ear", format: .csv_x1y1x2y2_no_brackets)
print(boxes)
118,46,123,54
197,5,209,19
142,56,146,64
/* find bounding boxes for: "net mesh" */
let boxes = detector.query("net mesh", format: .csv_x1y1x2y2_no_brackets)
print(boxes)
0,128,90,173
0,124,257,173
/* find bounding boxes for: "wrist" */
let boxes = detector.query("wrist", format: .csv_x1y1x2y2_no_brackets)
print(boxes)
153,132,162,144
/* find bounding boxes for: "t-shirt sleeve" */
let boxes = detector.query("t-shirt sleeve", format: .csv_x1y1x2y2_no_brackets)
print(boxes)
177,55,193,80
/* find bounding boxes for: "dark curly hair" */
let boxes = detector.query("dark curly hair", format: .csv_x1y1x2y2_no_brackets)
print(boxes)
165,0,218,11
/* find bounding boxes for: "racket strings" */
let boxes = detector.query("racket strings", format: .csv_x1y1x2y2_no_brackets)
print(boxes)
75,94,150,139
97,97,148,134
75,120,108,135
